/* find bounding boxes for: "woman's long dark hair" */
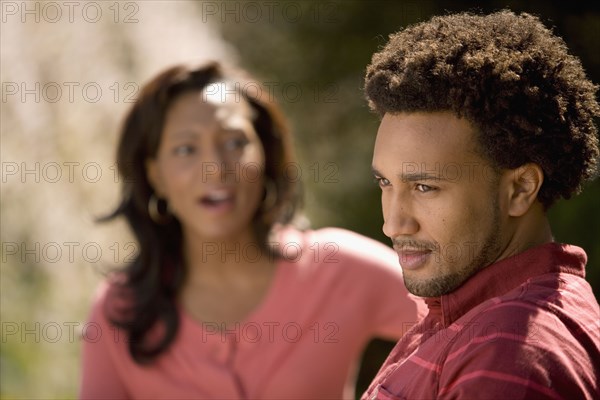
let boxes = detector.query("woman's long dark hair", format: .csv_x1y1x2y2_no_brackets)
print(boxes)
102,62,301,363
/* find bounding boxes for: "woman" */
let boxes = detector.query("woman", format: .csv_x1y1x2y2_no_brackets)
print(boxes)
79,62,424,399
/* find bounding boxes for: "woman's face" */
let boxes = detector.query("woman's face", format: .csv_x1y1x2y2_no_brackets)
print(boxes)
146,85,266,242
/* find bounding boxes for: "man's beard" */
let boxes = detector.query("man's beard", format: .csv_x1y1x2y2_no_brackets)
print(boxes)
404,199,502,298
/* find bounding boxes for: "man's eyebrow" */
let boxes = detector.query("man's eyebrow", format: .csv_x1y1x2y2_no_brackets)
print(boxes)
400,173,444,182
372,167,451,182
371,166,383,176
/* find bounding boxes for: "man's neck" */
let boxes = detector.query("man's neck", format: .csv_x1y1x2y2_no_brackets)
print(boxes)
497,203,554,264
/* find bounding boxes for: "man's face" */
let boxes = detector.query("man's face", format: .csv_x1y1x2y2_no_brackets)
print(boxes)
372,112,506,297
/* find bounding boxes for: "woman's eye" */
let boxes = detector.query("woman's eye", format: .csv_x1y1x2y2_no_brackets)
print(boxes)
416,183,436,193
374,177,390,187
223,137,247,151
173,145,195,156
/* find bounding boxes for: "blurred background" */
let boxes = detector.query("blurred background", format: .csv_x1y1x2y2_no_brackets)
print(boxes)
1,1,598,398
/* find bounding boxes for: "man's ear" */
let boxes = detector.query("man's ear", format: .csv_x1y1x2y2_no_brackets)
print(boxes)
503,163,544,217
146,158,164,197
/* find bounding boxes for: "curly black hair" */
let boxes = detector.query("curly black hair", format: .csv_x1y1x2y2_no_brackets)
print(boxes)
365,10,599,207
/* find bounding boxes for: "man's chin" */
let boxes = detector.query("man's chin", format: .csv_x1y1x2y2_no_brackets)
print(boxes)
404,273,466,298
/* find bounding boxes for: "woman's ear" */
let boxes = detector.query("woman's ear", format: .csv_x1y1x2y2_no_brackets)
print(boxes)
503,163,544,217
146,158,164,197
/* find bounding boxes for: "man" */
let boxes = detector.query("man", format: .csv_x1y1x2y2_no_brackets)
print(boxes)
363,10,599,399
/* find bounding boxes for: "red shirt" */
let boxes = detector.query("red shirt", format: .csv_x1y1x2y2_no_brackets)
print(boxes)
363,242,600,400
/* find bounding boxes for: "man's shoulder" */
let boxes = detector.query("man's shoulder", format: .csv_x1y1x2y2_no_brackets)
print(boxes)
363,261,600,399
439,273,600,384
458,270,598,339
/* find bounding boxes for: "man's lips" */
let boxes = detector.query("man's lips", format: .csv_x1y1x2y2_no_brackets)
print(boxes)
394,247,433,270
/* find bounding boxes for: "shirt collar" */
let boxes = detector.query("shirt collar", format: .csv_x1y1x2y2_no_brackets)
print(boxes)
424,242,587,327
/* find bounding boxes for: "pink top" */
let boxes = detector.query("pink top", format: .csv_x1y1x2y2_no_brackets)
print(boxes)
80,227,425,399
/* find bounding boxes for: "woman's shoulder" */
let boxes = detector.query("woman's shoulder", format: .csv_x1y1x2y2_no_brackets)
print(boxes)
276,225,399,276
277,224,392,248
86,272,134,325
309,226,392,250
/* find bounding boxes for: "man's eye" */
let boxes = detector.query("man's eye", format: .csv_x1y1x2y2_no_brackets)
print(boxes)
416,183,436,193
374,177,391,187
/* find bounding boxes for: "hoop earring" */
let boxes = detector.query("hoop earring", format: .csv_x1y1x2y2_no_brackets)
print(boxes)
261,178,278,212
148,194,171,224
